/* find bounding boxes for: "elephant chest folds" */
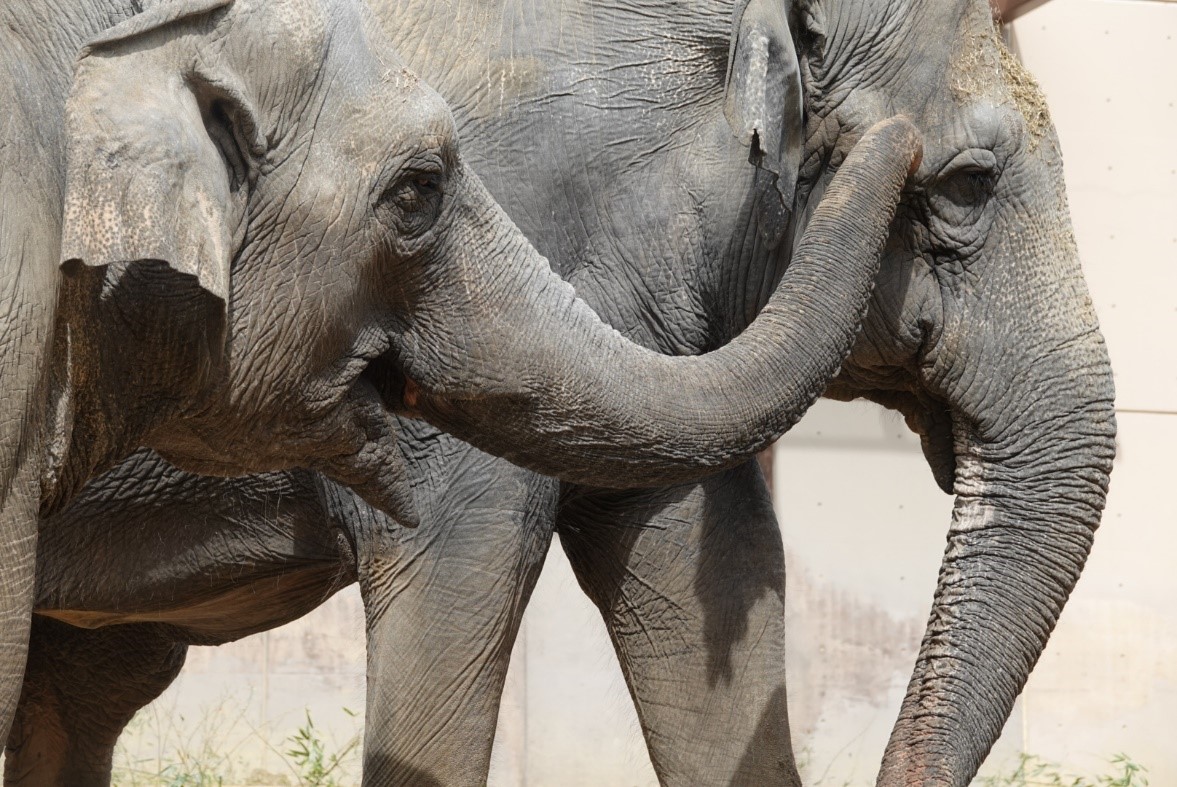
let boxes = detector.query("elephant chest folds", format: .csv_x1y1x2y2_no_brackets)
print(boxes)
34,487,357,644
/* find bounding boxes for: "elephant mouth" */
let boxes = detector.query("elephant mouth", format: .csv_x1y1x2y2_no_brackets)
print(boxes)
357,350,420,418
911,398,957,494
829,383,958,494
874,389,958,494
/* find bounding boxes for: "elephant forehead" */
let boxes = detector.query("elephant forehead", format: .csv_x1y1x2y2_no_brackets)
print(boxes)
947,25,1051,150
324,76,457,168
809,0,981,99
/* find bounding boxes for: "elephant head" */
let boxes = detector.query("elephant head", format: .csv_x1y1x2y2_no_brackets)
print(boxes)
49,0,924,524
786,0,1116,781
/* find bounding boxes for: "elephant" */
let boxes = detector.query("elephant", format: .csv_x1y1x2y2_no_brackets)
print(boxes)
0,0,923,748
11,0,1114,785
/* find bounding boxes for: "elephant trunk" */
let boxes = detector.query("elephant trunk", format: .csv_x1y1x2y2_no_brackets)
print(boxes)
878,266,1116,784
403,117,922,488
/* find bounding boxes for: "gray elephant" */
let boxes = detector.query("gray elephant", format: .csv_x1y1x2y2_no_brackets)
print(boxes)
0,0,918,756
13,1,1114,786
317,0,1121,782
0,0,918,755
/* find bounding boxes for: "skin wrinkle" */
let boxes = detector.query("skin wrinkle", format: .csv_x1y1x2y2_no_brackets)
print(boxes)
558,458,786,774
33,466,356,635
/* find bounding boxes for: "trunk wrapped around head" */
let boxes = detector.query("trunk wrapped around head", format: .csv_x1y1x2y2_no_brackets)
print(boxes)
399,117,923,488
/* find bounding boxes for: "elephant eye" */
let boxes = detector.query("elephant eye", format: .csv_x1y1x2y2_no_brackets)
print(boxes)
926,148,999,251
380,171,444,237
933,149,998,213
938,167,994,213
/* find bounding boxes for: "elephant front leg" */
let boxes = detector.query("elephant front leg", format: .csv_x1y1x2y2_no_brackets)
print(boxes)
349,436,558,787
4,618,185,786
0,480,36,751
558,459,800,787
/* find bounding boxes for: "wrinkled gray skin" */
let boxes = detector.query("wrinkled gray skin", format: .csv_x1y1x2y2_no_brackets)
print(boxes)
13,0,1114,785
0,0,921,753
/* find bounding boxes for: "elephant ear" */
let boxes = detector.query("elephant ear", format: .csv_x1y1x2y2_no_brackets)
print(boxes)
724,0,803,246
59,0,252,416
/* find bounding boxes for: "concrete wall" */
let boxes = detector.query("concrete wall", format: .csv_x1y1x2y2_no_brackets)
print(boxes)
115,0,1176,783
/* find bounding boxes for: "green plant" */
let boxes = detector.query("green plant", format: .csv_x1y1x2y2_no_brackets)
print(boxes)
105,689,365,785
283,708,361,787
979,753,1149,787
156,761,225,787
111,694,251,786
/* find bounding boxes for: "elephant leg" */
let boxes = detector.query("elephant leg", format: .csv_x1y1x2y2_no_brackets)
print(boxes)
0,164,58,743
335,429,558,787
0,466,37,745
558,459,799,787
4,618,185,786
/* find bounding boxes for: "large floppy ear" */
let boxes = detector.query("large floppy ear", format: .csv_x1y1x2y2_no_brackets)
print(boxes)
59,0,256,411
61,0,243,305
725,0,803,245
57,0,263,447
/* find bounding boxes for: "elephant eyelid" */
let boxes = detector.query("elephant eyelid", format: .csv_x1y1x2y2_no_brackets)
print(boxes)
373,151,444,206
378,166,444,205
375,166,447,243
410,172,441,193
935,148,999,181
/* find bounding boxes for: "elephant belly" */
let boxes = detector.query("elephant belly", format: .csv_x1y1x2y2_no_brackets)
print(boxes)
36,564,354,646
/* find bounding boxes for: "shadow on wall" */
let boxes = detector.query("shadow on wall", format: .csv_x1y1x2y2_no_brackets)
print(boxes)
783,554,923,743
697,464,786,688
